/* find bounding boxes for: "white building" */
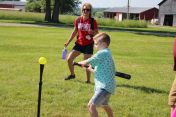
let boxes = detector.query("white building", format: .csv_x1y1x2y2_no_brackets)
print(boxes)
158,0,176,26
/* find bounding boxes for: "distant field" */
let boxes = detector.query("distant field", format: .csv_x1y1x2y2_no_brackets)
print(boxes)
0,10,176,33
0,10,148,28
0,25,174,117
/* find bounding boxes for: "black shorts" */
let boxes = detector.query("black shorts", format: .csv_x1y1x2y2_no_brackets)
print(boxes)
72,42,94,54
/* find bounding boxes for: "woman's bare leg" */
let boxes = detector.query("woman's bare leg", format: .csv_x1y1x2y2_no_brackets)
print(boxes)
67,50,80,75
83,54,92,83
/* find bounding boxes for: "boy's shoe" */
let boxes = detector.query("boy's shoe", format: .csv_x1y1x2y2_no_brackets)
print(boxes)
65,74,75,80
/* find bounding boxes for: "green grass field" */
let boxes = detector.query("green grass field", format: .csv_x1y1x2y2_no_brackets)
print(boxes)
0,25,174,117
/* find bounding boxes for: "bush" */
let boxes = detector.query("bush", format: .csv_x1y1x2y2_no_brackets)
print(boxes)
0,11,44,22
117,20,147,28
96,18,147,28
25,0,41,12
95,12,103,18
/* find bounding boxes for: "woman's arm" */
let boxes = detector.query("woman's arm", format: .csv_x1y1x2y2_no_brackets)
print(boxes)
64,27,78,47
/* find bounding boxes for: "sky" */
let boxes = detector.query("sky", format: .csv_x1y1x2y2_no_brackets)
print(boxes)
80,0,163,8
20,0,163,8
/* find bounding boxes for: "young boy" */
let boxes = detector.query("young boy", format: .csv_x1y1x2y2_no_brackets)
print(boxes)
78,33,116,117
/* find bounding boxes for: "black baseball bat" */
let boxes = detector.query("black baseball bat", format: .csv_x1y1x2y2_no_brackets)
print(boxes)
73,62,131,80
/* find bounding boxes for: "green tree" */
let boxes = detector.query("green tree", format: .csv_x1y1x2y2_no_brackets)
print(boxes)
59,0,81,14
26,0,41,12
50,0,81,22
45,0,51,22
25,0,81,22
95,12,104,18
51,0,59,22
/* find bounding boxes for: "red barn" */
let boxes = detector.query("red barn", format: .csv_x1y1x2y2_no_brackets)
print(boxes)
104,7,159,22
0,1,26,11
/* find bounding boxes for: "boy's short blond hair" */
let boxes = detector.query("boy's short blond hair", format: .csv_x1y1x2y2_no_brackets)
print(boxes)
93,33,111,46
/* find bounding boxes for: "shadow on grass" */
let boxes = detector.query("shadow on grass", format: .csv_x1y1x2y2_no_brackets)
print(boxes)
133,31,175,38
100,26,176,37
17,21,176,37
72,79,94,86
65,79,168,94
19,21,73,28
117,84,168,94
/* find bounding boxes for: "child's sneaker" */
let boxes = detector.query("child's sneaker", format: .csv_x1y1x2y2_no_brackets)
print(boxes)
65,74,75,80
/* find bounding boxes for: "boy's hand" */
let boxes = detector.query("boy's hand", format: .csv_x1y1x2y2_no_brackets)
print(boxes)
78,61,88,67
74,61,94,73
86,65,94,73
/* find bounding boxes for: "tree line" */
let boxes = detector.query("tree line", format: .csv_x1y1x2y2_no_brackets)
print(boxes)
0,0,106,22
26,0,81,23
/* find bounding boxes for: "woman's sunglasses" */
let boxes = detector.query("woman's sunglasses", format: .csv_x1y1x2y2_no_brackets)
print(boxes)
82,9,90,12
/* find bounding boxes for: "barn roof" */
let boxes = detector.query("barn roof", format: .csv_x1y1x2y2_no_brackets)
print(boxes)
158,0,167,6
0,1,26,6
104,7,157,14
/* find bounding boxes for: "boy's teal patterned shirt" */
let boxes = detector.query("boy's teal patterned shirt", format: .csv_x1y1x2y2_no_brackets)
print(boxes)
87,48,116,94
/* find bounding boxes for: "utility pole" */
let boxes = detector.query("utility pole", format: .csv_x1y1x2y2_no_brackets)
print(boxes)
127,0,130,20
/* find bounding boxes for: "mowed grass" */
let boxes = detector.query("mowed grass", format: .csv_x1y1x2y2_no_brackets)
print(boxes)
0,25,174,117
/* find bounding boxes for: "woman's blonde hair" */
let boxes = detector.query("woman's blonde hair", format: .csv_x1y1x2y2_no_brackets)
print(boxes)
81,3,92,17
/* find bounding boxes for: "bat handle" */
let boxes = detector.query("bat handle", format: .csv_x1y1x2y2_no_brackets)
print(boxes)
73,62,89,68
72,61,81,66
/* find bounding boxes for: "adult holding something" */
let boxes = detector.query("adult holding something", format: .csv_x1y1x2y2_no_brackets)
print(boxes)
64,3,98,83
